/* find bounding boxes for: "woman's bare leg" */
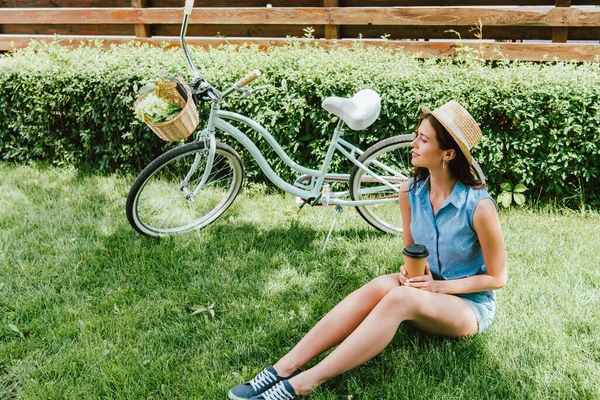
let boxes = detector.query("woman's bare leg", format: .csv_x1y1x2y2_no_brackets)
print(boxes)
272,274,401,377
288,286,478,394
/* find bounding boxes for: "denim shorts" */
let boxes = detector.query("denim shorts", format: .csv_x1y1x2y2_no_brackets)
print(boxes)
454,291,496,334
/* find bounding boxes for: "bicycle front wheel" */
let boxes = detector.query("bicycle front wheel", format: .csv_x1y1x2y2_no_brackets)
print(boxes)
126,141,244,237
349,134,414,235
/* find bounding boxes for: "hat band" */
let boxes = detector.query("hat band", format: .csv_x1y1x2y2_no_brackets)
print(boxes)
436,113,470,150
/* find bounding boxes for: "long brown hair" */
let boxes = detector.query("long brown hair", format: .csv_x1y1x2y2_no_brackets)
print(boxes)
410,113,484,191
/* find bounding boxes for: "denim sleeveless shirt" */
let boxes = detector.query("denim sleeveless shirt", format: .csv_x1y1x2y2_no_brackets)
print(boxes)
407,176,496,301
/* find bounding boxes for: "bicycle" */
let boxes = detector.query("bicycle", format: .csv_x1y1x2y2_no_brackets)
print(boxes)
126,0,486,239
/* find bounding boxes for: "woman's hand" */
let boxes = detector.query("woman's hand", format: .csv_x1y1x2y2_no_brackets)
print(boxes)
403,264,439,293
399,267,409,286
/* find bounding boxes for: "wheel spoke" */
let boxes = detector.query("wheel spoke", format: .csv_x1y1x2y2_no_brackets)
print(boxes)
350,135,414,234
350,134,485,234
127,142,243,236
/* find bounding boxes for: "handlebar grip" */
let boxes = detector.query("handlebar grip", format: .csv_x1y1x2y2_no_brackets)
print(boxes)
235,69,262,88
184,0,194,15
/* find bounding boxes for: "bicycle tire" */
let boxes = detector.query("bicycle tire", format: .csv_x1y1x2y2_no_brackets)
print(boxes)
349,135,415,235
126,141,244,237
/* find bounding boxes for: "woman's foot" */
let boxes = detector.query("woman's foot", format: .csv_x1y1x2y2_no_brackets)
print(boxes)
271,361,298,379
228,366,298,400
247,380,297,400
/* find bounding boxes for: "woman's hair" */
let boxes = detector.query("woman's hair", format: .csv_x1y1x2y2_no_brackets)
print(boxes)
409,113,484,191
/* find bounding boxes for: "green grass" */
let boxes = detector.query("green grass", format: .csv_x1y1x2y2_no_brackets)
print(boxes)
1,162,599,399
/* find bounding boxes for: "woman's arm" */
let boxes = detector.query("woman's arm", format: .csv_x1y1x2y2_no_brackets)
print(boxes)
408,197,508,294
399,181,414,248
471,197,508,288
398,182,414,285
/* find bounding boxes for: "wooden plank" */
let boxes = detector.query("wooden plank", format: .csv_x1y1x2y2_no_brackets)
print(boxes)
3,35,600,61
1,0,597,7
329,6,600,27
150,0,324,5
0,8,330,25
552,27,569,42
188,7,330,25
132,0,150,38
2,7,600,27
167,0,324,6
0,1,128,6
0,0,321,6
552,0,571,42
342,0,597,4
323,0,339,39
324,24,340,39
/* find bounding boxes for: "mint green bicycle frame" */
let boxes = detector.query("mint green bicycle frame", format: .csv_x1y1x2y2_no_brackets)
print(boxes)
179,3,403,209
191,108,403,208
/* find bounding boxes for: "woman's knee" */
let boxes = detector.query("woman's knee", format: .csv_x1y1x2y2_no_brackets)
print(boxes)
364,274,401,298
379,286,424,315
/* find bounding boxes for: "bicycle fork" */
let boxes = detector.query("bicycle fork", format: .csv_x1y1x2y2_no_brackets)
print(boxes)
179,131,217,200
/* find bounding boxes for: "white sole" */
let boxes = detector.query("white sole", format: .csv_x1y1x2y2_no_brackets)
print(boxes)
227,390,246,400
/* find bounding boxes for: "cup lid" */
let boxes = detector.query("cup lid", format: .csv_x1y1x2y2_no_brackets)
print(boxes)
402,244,429,258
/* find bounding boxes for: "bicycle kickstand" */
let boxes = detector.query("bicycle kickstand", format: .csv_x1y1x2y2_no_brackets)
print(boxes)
322,205,344,252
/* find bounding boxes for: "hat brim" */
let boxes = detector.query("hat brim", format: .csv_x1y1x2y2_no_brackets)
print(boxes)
419,104,473,165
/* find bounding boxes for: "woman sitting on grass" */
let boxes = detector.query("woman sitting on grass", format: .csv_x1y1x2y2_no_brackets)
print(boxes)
228,101,508,400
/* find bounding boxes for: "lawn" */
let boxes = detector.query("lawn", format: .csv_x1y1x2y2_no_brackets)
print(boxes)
1,163,599,399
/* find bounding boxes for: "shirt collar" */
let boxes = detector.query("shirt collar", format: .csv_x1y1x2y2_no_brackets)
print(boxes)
415,176,430,196
415,176,468,209
447,180,467,209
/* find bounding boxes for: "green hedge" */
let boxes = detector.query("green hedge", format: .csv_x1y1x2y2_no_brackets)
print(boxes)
1,40,599,207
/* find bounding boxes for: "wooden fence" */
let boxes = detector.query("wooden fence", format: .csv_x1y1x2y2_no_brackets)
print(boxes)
1,1,600,61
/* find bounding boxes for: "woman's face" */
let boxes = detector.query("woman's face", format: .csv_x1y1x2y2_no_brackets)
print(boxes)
410,118,446,169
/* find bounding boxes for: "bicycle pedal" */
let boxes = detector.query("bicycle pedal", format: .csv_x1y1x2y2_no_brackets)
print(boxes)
321,184,331,207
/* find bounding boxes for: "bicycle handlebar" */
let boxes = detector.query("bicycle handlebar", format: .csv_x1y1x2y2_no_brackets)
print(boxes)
184,0,194,15
235,69,262,88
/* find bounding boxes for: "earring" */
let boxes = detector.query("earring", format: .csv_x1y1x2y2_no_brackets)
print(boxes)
443,160,447,170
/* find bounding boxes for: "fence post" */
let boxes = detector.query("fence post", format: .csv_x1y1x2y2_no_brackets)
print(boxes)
132,0,151,38
552,0,571,43
324,0,339,40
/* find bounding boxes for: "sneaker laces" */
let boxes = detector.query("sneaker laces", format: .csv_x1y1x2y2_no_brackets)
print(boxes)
261,382,294,400
249,368,278,391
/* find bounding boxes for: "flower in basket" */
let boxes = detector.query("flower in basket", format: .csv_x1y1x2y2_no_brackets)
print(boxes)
134,74,199,142
134,78,186,124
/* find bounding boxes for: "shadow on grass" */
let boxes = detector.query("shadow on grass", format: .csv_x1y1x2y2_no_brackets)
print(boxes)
5,165,501,396
4,164,600,398
109,215,386,269
314,323,509,398
80,219,327,290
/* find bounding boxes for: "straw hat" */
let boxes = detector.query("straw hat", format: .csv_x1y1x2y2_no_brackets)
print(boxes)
421,101,482,165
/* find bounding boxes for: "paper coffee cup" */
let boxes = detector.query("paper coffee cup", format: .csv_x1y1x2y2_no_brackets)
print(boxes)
402,244,429,278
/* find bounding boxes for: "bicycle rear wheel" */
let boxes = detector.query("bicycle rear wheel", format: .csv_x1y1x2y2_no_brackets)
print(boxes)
126,141,244,237
349,135,414,234
349,134,488,235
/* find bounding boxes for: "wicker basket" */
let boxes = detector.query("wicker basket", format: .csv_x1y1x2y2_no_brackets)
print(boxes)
136,77,199,142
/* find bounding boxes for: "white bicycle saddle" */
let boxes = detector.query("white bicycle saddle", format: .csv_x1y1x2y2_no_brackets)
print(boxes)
321,89,381,131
